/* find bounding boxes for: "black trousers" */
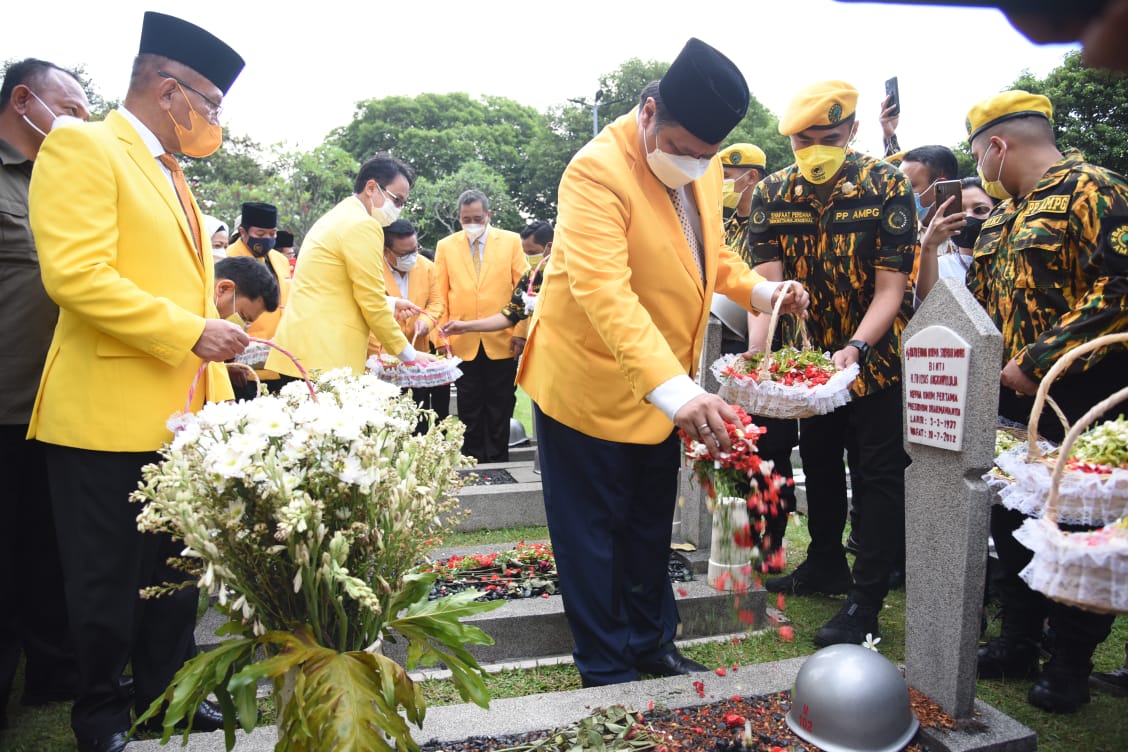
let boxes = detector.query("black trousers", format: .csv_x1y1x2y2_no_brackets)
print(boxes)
799,385,909,604
0,427,77,710
457,348,517,463
534,406,679,685
44,445,199,739
989,353,1128,663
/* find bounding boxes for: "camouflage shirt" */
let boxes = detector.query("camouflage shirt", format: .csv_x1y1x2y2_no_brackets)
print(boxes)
500,266,545,324
724,213,753,268
745,150,918,396
967,150,1128,379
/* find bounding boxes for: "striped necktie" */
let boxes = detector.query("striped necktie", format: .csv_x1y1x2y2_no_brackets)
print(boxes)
669,187,704,281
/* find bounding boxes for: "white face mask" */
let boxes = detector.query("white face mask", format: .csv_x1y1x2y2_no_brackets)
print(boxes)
642,122,710,190
23,89,77,137
370,192,401,227
463,223,487,242
391,252,417,272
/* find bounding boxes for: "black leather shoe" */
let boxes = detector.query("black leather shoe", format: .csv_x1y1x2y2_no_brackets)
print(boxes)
814,593,880,647
977,636,1040,680
1028,660,1092,714
140,699,227,733
765,559,852,596
636,650,708,677
77,731,130,752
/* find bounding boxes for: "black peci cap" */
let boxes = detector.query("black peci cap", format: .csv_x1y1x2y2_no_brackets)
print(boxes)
139,12,245,95
276,230,294,247
240,202,277,229
658,38,749,145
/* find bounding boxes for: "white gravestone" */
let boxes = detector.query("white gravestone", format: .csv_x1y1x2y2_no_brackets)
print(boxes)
902,278,1003,722
905,327,972,451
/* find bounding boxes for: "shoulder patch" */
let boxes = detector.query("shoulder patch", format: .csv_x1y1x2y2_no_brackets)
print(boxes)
1108,222,1128,256
750,207,769,232
882,204,912,235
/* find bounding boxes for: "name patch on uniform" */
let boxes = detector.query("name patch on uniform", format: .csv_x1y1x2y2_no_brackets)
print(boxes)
1023,195,1069,216
833,205,881,223
769,209,816,225
982,213,1010,229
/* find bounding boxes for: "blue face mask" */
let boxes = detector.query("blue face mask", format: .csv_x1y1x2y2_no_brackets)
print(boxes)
245,234,276,257
913,192,928,222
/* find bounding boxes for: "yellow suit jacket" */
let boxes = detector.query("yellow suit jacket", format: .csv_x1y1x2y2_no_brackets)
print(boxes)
367,255,445,357
266,196,409,377
225,239,291,340
27,110,232,452
435,226,528,361
516,109,764,444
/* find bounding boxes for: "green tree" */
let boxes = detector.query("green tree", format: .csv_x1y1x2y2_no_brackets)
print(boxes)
329,93,553,220
408,160,521,249
1012,50,1128,175
269,143,358,241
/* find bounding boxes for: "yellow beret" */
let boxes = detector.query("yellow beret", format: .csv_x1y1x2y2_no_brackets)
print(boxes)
778,81,858,136
719,143,766,170
966,90,1053,142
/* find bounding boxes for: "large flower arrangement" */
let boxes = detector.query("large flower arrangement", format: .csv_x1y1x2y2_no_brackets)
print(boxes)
132,369,504,751
680,407,788,590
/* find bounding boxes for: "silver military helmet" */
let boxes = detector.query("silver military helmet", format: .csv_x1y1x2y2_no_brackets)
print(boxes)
509,418,530,447
786,643,920,752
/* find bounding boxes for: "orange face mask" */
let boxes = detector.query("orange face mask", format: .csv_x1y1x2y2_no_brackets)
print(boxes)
168,83,223,158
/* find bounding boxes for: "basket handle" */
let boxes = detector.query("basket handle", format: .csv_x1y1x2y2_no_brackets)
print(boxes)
184,337,316,414
757,280,812,381
525,255,549,297
410,310,452,358
1043,383,1128,525
1027,332,1128,461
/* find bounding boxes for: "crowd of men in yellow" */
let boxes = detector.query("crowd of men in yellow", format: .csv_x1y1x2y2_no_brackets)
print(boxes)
1,10,1126,752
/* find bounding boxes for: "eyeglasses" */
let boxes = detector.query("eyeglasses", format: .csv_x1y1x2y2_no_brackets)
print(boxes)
158,70,223,121
379,184,407,208
388,246,420,258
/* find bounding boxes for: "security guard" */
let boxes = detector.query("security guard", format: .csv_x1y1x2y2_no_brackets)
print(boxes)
719,142,767,267
747,81,917,647
965,90,1128,713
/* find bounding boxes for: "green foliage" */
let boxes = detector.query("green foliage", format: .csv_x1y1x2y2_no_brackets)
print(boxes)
1013,51,1128,175
330,93,552,223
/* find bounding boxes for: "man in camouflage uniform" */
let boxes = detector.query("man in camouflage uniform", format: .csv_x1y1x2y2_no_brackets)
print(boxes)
966,90,1128,713
747,81,917,646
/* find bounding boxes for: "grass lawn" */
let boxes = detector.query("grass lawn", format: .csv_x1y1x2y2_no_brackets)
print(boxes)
5,518,1125,751
513,385,533,439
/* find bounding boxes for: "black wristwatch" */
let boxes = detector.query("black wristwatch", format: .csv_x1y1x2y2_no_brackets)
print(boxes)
846,339,871,363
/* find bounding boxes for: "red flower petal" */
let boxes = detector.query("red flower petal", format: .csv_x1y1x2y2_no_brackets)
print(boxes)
778,625,795,642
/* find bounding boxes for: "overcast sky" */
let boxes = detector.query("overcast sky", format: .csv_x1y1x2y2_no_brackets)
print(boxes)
8,1,1077,159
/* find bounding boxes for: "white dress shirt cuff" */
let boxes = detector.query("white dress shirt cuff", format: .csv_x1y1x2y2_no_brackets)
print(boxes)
751,281,781,314
647,374,706,423
397,344,420,362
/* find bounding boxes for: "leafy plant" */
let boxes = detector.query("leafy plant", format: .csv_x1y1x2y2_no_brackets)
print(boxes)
131,370,506,750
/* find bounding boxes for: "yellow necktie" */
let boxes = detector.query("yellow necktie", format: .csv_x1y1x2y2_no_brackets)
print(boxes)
473,239,482,278
158,153,202,258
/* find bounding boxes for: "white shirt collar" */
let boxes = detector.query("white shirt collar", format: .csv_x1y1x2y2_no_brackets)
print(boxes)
117,107,165,159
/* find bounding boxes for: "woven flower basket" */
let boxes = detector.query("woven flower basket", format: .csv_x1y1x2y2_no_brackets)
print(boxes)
367,311,463,388
1013,333,1128,614
713,281,858,420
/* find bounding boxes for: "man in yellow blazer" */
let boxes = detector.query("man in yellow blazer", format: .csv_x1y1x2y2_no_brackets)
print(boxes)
26,13,246,751
266,154,434,380
516,38,808,688
368,218,446,426
226,201,291,396
435,190,528,463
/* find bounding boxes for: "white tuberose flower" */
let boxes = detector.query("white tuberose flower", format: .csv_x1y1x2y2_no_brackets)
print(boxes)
862,633,881,652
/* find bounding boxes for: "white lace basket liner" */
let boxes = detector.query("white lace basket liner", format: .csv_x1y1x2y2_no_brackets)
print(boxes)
233,341,272,369
366,310,463,388
1013,332,1128,614
711,281,858,420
